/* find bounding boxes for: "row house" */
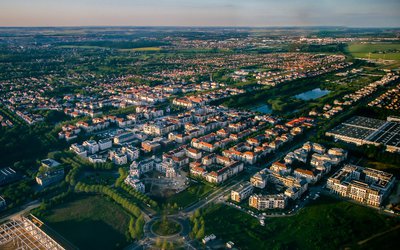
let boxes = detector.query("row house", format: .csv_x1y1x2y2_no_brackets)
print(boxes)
186,147,202,160
143,121,180,136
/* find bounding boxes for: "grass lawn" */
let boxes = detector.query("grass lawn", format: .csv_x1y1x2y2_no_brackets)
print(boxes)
201,195,400,250
347,42,400,61
39,194,130,250
164,182,215,208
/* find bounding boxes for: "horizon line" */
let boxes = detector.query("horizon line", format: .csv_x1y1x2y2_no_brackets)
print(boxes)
0,25,399,29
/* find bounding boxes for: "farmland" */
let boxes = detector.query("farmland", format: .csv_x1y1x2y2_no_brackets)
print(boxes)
347,42,400,61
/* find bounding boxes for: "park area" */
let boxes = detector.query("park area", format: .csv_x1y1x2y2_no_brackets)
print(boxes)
347,42,400,61
201,195,400,250
36,194,131,250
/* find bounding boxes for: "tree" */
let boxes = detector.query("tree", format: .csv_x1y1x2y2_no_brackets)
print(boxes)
196,223,205,240
135,215,145,239
161,240,168,250
128,216,136,239
191,218,199,239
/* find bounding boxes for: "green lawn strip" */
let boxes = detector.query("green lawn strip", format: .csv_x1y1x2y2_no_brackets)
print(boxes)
164,182,215,209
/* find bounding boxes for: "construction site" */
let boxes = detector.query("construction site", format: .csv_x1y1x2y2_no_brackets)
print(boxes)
0,214,72,250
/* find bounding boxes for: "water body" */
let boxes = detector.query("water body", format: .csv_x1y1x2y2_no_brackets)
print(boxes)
295,88,331,100
251,104,273,114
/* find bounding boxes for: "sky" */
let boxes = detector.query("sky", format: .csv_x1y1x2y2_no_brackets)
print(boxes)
0,0,399,27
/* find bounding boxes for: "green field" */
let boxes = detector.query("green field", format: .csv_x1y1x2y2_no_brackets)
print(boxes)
39,194,130,250
58,45,108,50
119,47,161,52
347,42,400,61
201,196,400,250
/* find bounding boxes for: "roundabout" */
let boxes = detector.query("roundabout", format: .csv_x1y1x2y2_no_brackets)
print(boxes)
151,218,182,236
144,215,190,242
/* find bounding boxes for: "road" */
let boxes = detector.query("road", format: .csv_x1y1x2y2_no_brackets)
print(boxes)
0,200,41,223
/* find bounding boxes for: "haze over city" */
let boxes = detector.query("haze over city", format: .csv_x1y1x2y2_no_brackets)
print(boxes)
1,0,400,27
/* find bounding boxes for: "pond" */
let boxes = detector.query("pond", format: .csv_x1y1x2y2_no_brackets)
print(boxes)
294,88,331,100
251,104,273,114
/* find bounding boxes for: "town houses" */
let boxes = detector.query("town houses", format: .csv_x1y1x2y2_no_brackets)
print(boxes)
62,101,318,193
307,73,400,119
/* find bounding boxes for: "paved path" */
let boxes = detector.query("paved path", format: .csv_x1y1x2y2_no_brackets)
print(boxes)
0,200,41,223
357,224,400,245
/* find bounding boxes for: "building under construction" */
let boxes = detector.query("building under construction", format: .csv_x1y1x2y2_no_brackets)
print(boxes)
0,214,66,250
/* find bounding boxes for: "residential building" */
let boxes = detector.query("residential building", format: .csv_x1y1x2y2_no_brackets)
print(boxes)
98,139,112,151
70,143,87,158
83,140,99,154
327,164,395,207
36,168,64,187
109,151,128,165
122,145,140,161
270,161,290,175
130,158,155,174
293,168,321,184
124,175,145,193
250,172,268,189
114,132,136,144
249,194,288,210
231,182,254,202
88,154,106,163
0,167,19,186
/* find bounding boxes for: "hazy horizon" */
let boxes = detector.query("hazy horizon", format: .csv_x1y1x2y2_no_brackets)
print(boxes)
1,0,399,28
